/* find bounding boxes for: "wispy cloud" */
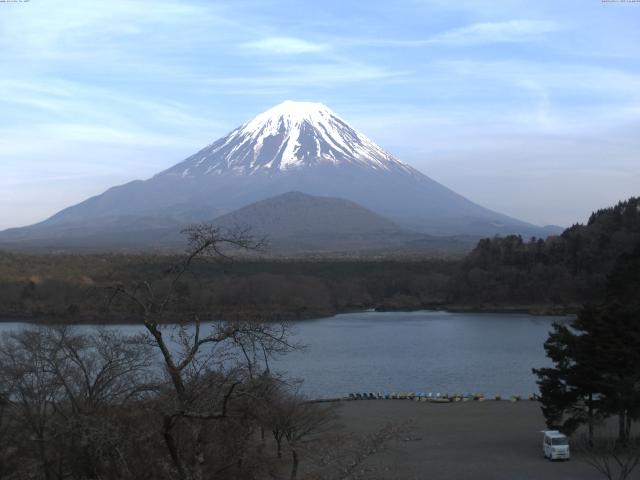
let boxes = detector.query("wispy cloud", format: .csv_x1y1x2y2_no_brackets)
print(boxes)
436,59,640,100
204,61,406,92
343,20,562,48
0,78,221,138
428,20,561,46
0,1,230,53
240,37,329,54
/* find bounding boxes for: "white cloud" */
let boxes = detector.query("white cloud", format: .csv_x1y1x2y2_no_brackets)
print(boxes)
38,124,183,147
0,78,222,138
203,61,406,92
435,59,640,121
343,19,562,48
428,20,561,46
0,0,246,77
240,37,329,55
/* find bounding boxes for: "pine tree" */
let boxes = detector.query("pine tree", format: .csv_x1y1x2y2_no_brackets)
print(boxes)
533,311,603,442
534,244,640,443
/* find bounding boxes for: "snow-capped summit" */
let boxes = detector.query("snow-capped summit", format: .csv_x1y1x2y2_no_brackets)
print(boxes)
1,100,554,248
161,100,416,177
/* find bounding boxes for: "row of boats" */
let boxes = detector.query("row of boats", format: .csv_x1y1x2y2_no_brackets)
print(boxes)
346,392,539,402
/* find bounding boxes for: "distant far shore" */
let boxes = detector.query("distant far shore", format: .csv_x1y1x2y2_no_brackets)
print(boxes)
0,304,577,326
375,303,578,316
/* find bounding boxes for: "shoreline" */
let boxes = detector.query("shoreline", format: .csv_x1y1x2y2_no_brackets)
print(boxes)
0,305,577,325
0,304,577,325
375,303,578,316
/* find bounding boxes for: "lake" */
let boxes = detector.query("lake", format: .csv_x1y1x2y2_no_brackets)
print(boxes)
0,310,566,399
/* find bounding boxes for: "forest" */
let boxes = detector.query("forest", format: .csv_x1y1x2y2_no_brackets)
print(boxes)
0,197,638,324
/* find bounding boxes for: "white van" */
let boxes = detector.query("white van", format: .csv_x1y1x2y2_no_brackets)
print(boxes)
542,430,570,460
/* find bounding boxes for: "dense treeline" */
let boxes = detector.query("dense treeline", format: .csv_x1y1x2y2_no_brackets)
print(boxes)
0,197,638,322
453,197,640,309
0,255,457,322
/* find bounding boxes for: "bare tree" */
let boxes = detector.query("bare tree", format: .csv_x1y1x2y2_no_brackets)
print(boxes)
0,327,157,480
45,328,157,479
109,224,296,480
282,397,338,480
305,422,407,480
577,434,640,480
255,383,338,480
0,375,19,479
0,224,404,480
0,329,64,479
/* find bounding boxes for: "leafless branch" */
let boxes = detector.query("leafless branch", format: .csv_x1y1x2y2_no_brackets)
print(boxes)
577,434,640,480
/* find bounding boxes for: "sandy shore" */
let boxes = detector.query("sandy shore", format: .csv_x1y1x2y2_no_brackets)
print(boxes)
336,400,604,480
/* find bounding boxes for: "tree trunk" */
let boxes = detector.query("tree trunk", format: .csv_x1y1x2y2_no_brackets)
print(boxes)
192,421,205,480
163,415,188,480
289,448,299,480
276,437,282,458
619,410,628,445
36,434,51,480
588,393,594,446
237,458,243,479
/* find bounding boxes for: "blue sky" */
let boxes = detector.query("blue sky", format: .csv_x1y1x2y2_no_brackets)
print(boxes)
1,0,639,229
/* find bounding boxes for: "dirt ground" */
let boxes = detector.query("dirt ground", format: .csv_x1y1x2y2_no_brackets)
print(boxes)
335,399,606,480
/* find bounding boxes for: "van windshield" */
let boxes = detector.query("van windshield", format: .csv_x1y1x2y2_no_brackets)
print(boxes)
552,438,568,445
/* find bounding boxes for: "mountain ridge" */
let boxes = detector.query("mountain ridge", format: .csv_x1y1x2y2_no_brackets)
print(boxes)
159,100,417,177
0,100,560,250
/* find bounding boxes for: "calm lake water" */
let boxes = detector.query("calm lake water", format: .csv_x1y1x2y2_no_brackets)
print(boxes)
0,311,566,398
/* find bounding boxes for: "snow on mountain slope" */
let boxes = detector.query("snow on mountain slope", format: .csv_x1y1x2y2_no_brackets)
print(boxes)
0,100,557,248
160,100,417,177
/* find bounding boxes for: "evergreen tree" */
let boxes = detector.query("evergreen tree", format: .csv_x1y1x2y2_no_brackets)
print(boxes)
534,310,603,442
534,244,640,443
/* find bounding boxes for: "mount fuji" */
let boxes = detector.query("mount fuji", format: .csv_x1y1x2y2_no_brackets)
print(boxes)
0,101,557,251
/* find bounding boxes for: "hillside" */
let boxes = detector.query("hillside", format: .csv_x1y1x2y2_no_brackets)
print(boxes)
212,191,401,238
208,191,453,254
449,197,640,309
